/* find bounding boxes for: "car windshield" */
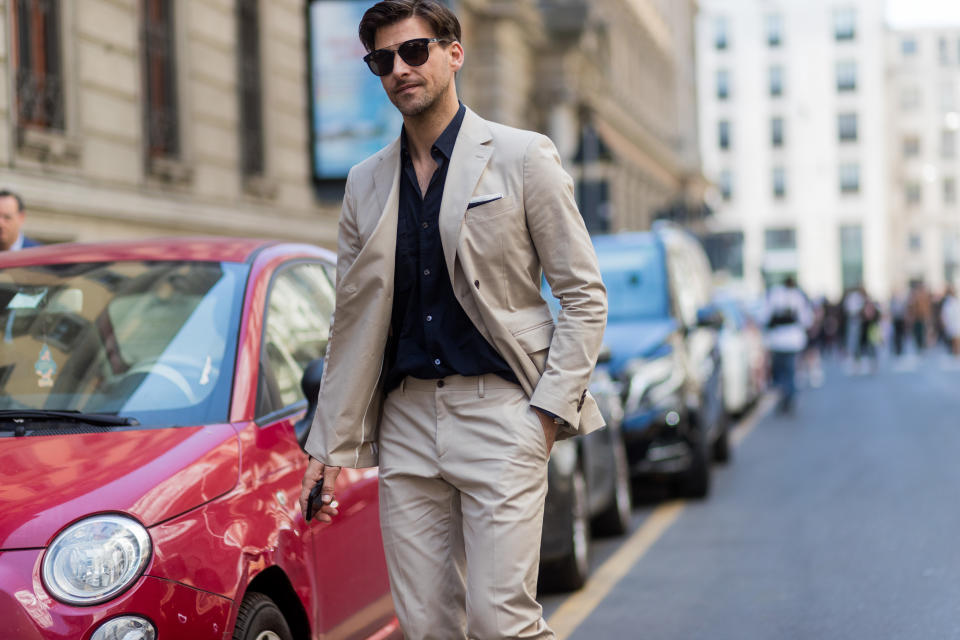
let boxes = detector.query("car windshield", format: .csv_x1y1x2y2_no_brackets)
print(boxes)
0,261,247,426
597,242,669,322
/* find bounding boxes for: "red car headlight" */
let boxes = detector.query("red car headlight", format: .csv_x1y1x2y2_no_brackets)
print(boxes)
41,515,152,605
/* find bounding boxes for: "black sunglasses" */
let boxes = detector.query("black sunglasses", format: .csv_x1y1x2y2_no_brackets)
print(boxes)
363,37,449,76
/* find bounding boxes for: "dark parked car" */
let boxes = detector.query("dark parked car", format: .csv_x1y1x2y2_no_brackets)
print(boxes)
538,312,633,592
594,225,728,499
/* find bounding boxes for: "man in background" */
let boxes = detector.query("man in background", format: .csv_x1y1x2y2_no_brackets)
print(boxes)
0,190,40,251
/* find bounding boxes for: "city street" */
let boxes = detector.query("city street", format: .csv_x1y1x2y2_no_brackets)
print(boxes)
541,351,960,639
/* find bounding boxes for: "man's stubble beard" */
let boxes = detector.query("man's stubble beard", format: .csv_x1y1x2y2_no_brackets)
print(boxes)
390,73,452,118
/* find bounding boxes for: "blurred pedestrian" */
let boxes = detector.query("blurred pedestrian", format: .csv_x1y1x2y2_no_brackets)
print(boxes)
843,286,865,367
0,189,40,251
297,2,606,638
763,276,812,414
890,288,908,358
942,286,960,357
858,295,881,373
907,282,932,353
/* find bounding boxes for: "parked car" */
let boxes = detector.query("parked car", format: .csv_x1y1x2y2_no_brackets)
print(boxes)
593,225,728,498
538,350,633,591
0,239,400,640
713,297,768,416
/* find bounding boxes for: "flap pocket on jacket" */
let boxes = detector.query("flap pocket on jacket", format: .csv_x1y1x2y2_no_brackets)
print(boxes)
512,320,554,353
465,195,516,223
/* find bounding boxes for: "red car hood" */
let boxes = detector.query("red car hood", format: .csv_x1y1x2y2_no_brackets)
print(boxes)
0,424,239,549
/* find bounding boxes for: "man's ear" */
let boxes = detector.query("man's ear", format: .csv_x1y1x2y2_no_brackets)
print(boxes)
449,41,464,73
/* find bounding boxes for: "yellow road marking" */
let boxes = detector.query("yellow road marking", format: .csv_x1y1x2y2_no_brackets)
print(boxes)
547,500,685,638
547,393,776,639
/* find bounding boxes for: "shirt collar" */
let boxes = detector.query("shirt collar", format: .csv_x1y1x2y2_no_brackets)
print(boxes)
400,102,466,161
10,233,23,251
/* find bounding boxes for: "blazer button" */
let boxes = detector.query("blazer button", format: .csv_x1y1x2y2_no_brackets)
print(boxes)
474,280,480,289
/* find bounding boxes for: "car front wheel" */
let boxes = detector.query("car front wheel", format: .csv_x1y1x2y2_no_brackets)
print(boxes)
232,593,294,640
541,466,591,591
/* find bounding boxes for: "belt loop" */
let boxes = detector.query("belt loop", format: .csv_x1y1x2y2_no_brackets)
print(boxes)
478,375,485,398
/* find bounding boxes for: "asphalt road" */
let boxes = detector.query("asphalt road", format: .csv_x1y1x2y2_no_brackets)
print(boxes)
540,351,960,640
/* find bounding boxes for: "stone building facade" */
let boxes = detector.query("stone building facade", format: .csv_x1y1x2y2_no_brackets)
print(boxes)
6,0,703,248
886,27,960,293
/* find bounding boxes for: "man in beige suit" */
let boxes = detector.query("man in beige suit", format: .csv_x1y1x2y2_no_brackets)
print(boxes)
298,1,607,638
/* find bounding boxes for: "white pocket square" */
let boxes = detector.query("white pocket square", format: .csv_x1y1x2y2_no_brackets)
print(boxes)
467,193,504,209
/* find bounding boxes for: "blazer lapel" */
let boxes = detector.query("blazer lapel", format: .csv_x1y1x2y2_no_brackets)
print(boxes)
439,109,493,284
369,138,401,241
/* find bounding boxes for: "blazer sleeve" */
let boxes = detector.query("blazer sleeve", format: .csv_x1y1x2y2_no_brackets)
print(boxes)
304,169,374,467
523,134,608,426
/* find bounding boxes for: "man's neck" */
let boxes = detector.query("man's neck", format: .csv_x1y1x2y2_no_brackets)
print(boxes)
402,93,461,162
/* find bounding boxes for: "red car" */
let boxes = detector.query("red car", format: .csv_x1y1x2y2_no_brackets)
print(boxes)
0,238,399,640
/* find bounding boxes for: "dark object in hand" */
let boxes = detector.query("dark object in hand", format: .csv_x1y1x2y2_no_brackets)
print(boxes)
305,478,325,522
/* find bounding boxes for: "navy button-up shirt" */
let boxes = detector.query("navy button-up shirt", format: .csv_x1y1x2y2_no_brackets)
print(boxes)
384,104,517,392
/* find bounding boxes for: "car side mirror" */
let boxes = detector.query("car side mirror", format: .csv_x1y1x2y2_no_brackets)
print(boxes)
295,359,325,448
696,306,724,330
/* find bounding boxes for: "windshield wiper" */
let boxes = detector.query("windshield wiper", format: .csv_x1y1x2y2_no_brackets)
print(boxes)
0,410,140,429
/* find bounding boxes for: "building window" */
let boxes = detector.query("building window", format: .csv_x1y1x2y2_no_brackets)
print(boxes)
765,227,796,251
766,14,783,47
900,86,921,111
836,60,857,92
718,120,731,150
945,177,957,205
772,167,786,199
238,0,264,177
942,130,957,159
906,181,922,205
769,65,783,97
771,117,784,147
909,233,923,252
941,37,950,65
12,0,64,131
719,169,732,200
839,163,860,194
834,7,856,41
143,0,179,160
838,113,858,142
942,81,957,111
903,135,920,157
714,16,728,50
840,225,863,291
716,69,730,100
901,37,917,57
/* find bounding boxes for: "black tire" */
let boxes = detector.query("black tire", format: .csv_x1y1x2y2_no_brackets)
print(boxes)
677,429,710,499
541,467,590,591
593,434,632,536
232,593,294,640
712,414,732,464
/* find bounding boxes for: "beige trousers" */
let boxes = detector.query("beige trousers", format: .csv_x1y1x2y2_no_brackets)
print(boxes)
378,374,556,640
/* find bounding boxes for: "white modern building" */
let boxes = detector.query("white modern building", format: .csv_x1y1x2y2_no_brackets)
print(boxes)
886,27,960,294
696,0,889,301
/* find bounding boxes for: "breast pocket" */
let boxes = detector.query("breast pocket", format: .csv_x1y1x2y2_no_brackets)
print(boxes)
465,195,516,223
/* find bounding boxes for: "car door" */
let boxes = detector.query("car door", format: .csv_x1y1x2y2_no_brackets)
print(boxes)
256,261,393,638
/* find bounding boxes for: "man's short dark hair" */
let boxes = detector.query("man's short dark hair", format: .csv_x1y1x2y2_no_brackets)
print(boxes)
359,0,461,52
0,189,24,212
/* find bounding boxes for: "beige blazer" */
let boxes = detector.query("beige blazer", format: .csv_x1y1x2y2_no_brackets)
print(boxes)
306,107,608,468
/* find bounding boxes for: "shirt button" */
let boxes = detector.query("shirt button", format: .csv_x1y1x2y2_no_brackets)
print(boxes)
424,269,431,276
434,358,441,366
426,315,433,322
422,222,429,229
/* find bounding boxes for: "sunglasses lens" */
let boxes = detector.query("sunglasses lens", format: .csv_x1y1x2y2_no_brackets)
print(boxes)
367,50,394,76
398,40,430,66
